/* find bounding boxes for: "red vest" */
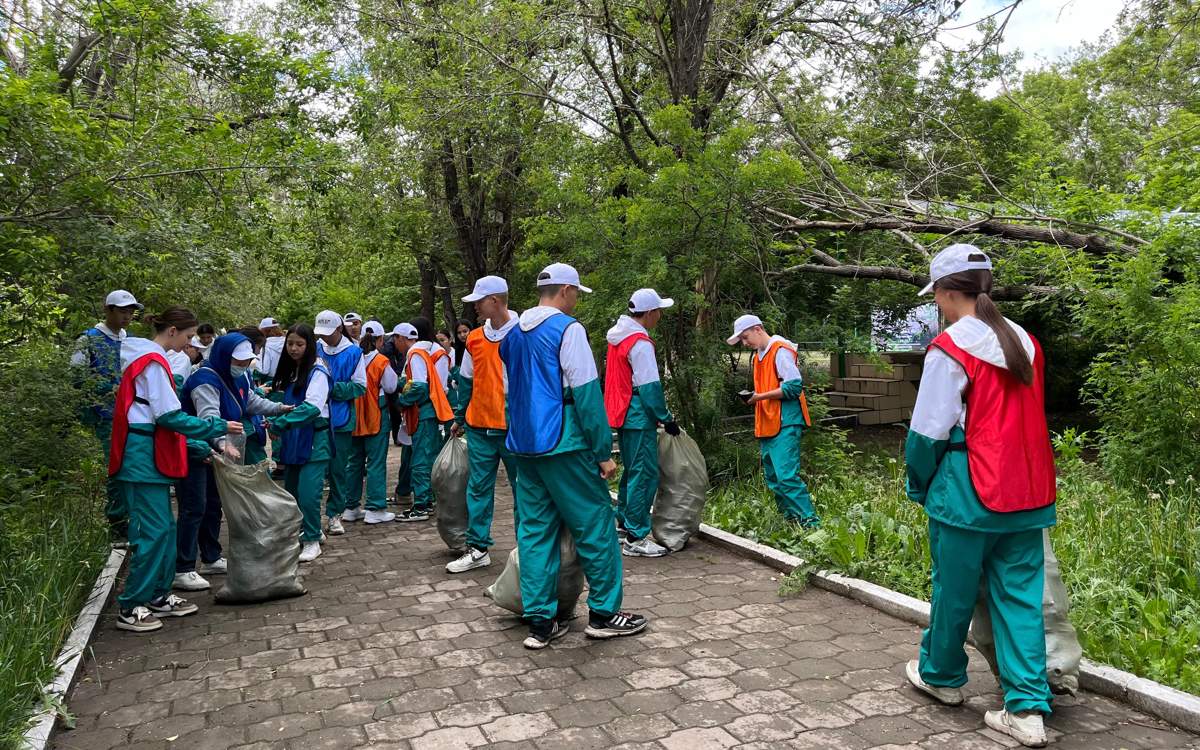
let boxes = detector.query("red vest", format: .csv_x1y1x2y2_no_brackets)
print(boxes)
109,352,188,479
604,332,651,428
930,331,1056,513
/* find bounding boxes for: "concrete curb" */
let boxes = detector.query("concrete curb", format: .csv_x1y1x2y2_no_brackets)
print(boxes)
695,523,1200,734
20,547,126,750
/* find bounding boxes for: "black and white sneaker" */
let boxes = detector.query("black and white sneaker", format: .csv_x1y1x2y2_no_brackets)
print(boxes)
147,593,199,618
523,619,570,650
397,508,430,523
584,611,648,639
116,606,162,633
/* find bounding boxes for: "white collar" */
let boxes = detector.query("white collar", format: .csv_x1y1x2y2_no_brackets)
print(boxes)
483,310,520,342
94,322,126,341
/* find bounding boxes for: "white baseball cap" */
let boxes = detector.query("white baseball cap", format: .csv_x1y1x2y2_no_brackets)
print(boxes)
362,321,385,337
391,323,418,340
258,317,278,329
628,288,674,314
344,312,363,323
463,275,509,302
536,262,592,293
919,243,993,296
314,310,342,336
105,290,143,310
230,340,255,361
726,314,764,345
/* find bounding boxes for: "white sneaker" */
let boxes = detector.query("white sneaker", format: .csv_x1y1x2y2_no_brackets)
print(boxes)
172,571,210,591
446,548,491,574
905,660,964,706
197,557,227,575
365,509,396,524
299,541,322,562
621,536,669,558
985,709,1047,747
326,517,345,535
341,507,366,522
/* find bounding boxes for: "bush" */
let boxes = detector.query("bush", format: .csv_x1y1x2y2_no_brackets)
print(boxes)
0,343,109,747
704,431,1200,694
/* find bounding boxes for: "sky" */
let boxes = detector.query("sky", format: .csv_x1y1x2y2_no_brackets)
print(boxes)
946,0,1128,69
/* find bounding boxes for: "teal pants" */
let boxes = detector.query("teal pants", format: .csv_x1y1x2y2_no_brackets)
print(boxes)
286,460,329,542
325,430,354,517
616,427,658,541
512,451,623,622
395,444,413,498
920,518,1052,715
410,420,441,511
116,480,174,610
346,429,390,511
760,425,817,523
465,426,517,550
94,421,126,528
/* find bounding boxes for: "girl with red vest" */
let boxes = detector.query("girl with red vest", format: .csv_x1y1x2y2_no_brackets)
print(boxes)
109,307,242,633
343,322,400,524
727,314,817,525
396,320,455,522
903,244,1056,748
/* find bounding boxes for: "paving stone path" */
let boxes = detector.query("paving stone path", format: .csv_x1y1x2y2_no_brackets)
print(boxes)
54,443,1200,750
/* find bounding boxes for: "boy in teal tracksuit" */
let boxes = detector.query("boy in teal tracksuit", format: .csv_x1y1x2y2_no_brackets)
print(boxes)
393,323,454,522
604,288,679,558
314,310,367,535
500,263,648,650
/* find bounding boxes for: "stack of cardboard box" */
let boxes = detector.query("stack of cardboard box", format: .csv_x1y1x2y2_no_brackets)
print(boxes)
827,353,923,426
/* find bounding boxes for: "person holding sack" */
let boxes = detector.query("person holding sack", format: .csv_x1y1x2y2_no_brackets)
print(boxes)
314,310,367,536
270,323,335,562
902,244,1057,748
605,288,679,558
109,307,241,633
445,276,519,574
173,332,292,592
387,324,418,504
342,321,399,524
396,321,455,522
728,314,818,526
500,263,647,649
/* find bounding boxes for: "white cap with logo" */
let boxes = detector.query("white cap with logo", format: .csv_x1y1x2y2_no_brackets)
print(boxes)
362,321,385,337
105,290,143,310
628,288,674,314
314,310,342,336
391,323,418,340
258,317,278,330
726,314,764,345
919,243,993,296
463,275,509,302
537,262,592,293
343,312,363,323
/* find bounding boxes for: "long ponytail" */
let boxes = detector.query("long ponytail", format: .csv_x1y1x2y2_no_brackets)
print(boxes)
935,265,1034,385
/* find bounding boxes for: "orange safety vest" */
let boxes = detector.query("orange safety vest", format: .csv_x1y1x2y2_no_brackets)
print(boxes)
752,340,812,438
353,353,390,437
404,347,454,434
464,328,507,430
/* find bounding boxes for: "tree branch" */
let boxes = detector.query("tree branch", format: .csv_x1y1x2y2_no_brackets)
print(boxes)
777,263,1060,300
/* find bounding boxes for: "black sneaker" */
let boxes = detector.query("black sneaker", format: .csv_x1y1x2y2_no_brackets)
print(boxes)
523,619,570,650
397,508,430,523
585,611,648,639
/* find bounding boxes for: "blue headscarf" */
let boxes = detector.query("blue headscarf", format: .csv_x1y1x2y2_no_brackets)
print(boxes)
181,333,250,420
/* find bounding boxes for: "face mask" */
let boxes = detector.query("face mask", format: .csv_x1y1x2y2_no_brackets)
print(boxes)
230,365,249,378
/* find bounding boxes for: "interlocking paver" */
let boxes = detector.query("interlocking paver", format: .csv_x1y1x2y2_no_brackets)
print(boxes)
50,446,1200,750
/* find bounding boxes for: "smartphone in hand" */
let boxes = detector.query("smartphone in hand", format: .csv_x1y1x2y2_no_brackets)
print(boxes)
738,390,753,404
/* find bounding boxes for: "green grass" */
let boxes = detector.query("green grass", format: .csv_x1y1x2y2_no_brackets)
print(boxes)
0,471,109,749
703,437,1200,695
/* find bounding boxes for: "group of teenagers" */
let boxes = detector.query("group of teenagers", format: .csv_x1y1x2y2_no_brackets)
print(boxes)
76,246,1066,747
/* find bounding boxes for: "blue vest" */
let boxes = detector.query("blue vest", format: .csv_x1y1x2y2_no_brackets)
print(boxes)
500,313,575,456
84,328,122,420
321,343,362,431
280,365,334,465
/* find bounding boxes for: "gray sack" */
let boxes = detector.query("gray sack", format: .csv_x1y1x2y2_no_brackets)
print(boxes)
432,436,470,552
970,528,1082,695
210,455,307,603
652,429,710,552
485,525,585,620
